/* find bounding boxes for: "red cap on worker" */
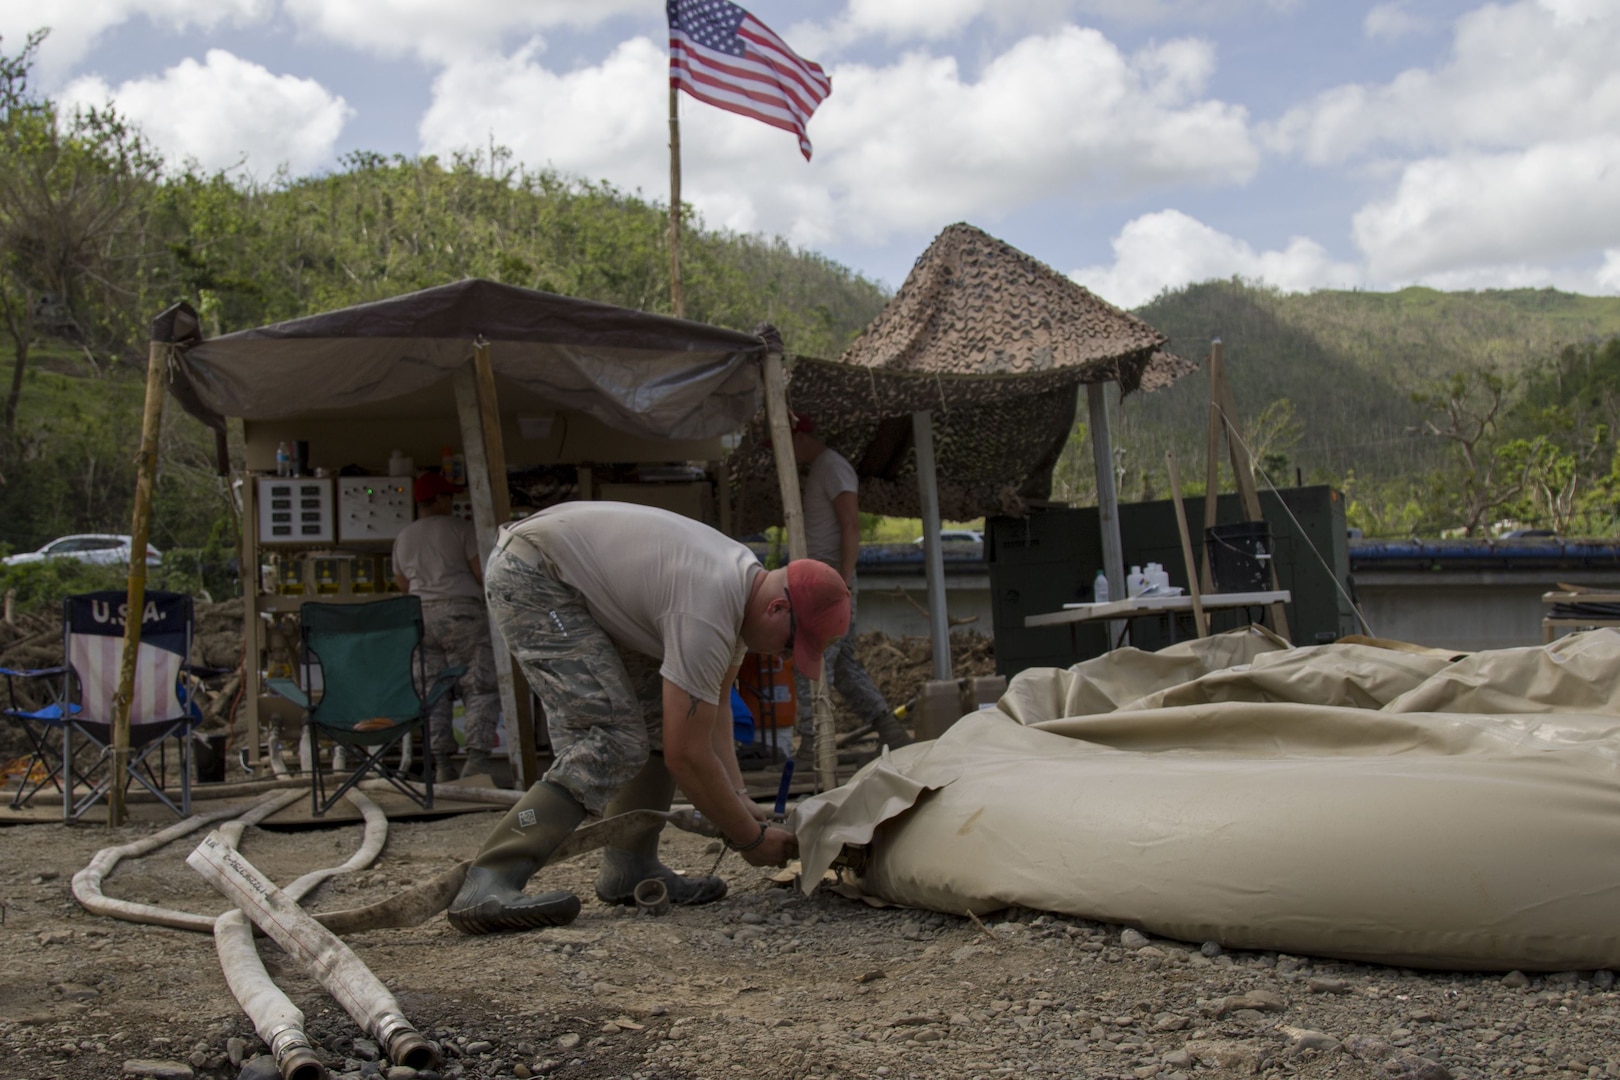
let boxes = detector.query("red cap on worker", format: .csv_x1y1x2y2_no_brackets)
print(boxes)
762,412,814,449
413,473,459,503
784,559,850,681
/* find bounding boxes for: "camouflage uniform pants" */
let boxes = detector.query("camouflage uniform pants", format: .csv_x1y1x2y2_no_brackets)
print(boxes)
795,584,889,736
485,547,663,815
420,596,500,758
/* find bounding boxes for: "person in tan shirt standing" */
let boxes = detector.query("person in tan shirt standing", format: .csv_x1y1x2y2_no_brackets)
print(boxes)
392,473,500,780
787,414,912,766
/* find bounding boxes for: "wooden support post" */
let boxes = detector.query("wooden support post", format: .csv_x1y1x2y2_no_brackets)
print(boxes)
455,343,538,789
760,350,835,789
763,355,806,562
1208,344,1291,641
110,341,169,825
913,411,951,682
241,467,263,771
1165,452,1208,638
1201,342,1223,595
1087,382,1126,644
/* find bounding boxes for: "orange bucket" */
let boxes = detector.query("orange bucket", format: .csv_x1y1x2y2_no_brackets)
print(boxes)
736,653,796,728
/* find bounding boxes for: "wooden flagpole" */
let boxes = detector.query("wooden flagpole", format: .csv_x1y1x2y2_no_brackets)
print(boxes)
668,86,686,319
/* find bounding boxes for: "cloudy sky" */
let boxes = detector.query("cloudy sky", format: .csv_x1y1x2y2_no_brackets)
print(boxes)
7,0,1617,307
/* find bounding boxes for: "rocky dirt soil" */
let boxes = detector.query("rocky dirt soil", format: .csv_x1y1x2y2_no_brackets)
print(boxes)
3,805,1619,1080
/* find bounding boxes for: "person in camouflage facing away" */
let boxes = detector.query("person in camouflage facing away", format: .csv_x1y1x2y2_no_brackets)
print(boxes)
448,501,851,935
392,473,500,779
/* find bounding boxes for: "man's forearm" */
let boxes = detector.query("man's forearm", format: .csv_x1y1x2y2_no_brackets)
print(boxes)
667,751,761,844
663,681,764,845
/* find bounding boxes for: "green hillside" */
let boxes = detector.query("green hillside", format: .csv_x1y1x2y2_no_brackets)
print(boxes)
1109,281,1620,527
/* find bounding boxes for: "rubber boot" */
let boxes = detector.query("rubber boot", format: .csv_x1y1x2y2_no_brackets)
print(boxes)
447,780,586,934
593,754,727,907
460,749,493,779
874,710,913,749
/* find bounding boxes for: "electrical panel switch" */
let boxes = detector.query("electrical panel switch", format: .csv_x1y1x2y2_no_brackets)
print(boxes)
257,478,335,545
338,477,413,541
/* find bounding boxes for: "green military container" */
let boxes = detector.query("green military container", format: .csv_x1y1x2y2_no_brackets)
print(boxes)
988,485,1357,678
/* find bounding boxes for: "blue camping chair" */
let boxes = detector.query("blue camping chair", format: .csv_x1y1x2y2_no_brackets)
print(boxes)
3,590,203,821
267,595,462,816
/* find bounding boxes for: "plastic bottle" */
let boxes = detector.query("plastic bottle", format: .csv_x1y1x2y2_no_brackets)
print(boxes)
1150,563,1171,592
1126,565,1146,597
1093,570,1110,604
275,441,290,478
388,449,412,477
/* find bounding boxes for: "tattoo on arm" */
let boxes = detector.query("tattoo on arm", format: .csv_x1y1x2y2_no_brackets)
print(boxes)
685,694,700,721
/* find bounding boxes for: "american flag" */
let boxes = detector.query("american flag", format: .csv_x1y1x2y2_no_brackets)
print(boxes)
667,0,831,161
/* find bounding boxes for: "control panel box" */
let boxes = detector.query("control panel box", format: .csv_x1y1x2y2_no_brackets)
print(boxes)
257,478,335,545
338,477,414,541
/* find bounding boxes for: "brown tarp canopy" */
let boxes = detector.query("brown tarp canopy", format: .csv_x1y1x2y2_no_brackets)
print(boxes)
725,224,1197,532
164,278,769,440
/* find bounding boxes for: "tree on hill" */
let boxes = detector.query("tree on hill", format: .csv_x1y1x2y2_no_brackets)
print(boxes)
0,30,164,439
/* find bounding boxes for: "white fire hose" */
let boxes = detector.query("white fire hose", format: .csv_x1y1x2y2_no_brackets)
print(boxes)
71,788,426,1080
210,790,389,1080
188,830,438,1073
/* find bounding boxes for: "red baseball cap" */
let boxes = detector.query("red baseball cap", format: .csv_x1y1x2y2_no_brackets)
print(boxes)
784,559,850,680
413,473,460,503
762,412,815,448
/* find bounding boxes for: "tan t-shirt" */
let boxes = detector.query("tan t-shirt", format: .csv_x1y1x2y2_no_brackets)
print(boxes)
392,514,482,601
803,448,858,567
502,502,758,704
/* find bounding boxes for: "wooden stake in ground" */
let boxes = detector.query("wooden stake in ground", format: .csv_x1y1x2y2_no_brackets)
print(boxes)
110,340,169,826
1199,339,1291,641
1166,451,1208,639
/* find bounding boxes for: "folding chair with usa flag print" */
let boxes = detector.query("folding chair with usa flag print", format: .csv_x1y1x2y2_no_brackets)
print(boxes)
2,590,203,821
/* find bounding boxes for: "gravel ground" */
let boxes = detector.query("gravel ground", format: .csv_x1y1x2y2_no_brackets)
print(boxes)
4,803,1619,1080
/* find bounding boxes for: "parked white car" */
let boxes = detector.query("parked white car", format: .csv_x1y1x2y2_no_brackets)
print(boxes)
914,529,984,546
2,534,162,568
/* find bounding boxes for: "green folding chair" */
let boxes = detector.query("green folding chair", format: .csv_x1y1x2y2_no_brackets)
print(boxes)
267,595,463,816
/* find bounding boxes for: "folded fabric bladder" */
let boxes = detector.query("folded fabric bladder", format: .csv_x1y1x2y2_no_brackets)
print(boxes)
796,628,1620,971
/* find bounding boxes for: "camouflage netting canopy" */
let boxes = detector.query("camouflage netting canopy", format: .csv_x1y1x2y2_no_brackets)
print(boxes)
726,223,1196,534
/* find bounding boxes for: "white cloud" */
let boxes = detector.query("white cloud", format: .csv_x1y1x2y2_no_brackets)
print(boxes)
422,26,1259,252
1351,136,1620,281
793,0,1297,54
838,0,999,41
420,38,669,187
282,0,645,65
3,0,269,83
60,50,351,175
1069,209,1362,308
813,29,1254,240
1363,3,1431,41
794,0,1075,52
1069,0,1299,24
1597,251,1620,294
1267,0,1620,164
